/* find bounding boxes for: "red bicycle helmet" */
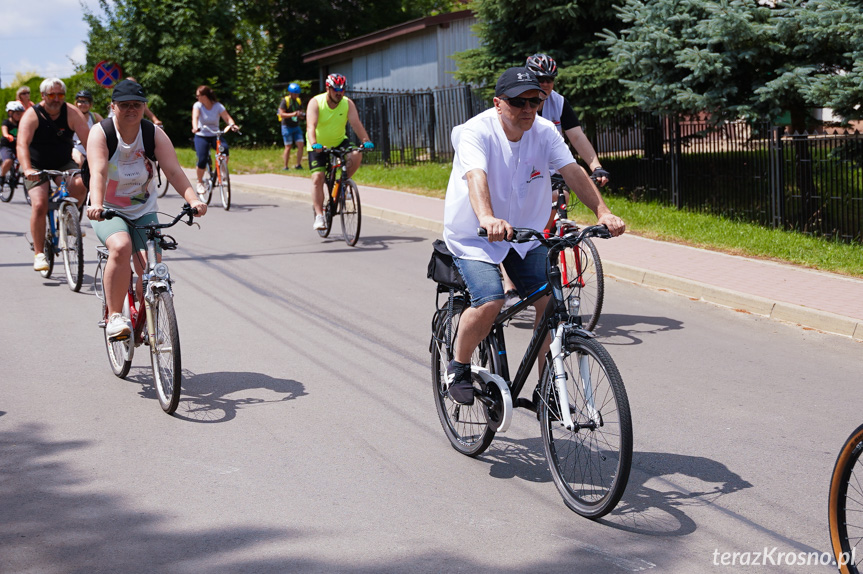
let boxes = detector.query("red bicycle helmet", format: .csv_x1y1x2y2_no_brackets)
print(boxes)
326,74,347,90
525,53,558,78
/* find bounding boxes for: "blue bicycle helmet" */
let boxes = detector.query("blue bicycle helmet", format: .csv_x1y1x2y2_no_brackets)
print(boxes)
288,82,301,95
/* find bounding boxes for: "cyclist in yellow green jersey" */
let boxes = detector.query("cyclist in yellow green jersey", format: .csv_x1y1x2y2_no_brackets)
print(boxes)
305,73,373,231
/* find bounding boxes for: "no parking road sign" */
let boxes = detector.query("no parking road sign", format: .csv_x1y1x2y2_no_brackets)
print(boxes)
93,61,123,88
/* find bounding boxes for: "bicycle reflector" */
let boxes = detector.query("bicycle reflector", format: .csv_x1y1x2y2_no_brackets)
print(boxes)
152,262,169,279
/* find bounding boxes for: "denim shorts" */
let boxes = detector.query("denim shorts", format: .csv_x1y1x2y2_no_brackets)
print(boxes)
281,125,304,145
194,135,229,169
454,245,548,308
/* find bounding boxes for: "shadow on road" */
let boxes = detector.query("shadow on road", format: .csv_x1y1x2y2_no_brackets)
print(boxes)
594,312,685,346
123,369,307,423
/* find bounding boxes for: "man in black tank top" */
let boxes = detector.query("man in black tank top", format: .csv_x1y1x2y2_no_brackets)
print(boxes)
16,78,90,272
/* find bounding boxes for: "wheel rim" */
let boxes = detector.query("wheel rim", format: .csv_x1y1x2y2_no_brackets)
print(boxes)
60,205,83,291
542,338,631,517
831,429,863,573
151,293,180,412
340,182,360,246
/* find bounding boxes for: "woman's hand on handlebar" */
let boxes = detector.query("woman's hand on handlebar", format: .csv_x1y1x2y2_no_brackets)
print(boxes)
87,204,106,221
189,200,207,217
478,215,513,242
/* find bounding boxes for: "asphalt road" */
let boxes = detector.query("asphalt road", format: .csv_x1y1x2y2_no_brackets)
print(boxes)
1,189,860,573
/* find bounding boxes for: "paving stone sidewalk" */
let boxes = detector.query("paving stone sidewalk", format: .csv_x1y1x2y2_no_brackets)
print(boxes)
227,171,863,341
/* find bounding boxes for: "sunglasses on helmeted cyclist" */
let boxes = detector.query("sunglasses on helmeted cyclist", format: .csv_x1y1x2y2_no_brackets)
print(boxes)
500,96,545,109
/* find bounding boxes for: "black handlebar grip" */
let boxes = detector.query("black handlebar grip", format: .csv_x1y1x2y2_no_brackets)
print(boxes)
477,228,488,237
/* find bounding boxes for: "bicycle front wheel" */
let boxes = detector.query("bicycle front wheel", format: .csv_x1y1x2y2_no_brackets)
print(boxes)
41,222,55,279
431,299,498,457
150,289,182,414
561,237,604,330
59,203,84,292
104,293,134,378
317,181,334,238
540,334,632,518
829,424,863,574
340,179,361,246
218,157,231,210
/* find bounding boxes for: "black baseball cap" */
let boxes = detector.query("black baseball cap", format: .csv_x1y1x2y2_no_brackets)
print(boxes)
495,67,546,98
112,80,148,103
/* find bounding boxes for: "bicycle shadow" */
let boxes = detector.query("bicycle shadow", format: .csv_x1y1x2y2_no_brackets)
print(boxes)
598,451,752,536
216,202,280,212
123,369,307,423
479,439,753,538
299,234,427,254
592,313,685,346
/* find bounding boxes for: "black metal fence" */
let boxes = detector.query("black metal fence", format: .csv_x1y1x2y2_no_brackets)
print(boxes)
593,113,863,242
344,88,863,243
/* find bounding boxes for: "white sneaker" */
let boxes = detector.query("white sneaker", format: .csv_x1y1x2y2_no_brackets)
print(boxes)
196,182,207,196
33,253,49,271
313,214,327,230
106,312,132,341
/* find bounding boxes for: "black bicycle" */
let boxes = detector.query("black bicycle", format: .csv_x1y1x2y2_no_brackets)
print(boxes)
316,146,366,247
830,423,863,573
0,156,21,202
429,226,632,518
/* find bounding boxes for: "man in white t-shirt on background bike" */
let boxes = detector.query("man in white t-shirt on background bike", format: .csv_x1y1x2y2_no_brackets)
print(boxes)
442,67,625,406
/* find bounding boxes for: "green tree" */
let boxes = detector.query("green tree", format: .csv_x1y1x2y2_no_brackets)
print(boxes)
83,0,241,139
232,22,283,146
452,0,634,120
603,0,863,132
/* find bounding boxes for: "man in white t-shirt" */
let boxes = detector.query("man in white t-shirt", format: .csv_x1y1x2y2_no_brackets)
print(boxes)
442,67,625,406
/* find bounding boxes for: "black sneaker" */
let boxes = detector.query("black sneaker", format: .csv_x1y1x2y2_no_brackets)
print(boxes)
446,361,475,406
294,164,304,170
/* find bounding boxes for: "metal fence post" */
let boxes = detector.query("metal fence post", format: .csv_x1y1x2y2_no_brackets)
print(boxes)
769,126,785,229
670,119,681,208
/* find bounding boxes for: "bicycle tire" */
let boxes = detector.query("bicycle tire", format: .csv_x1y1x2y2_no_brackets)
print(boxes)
431,299,497,457
829,423,863,573
540,334,632,518
0,175,13,202
197,157,213,205
317,181,334,238
155,163,171,198
218,157,231,210
59,203,84,292
24,187,31,205
340,179,361,246
41,222,55,279
561,236,604,330
104,293,134,378
150,289,182,414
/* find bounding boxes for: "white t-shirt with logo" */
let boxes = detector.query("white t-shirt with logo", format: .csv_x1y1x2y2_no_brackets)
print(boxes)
99,117,157,218
443,108,574,264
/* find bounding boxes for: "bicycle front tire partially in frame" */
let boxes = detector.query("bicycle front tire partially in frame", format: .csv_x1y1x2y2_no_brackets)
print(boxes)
150,289,182,414
829,423,863,574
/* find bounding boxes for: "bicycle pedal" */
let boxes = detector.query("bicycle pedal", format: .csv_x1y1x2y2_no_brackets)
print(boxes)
108,333,130,342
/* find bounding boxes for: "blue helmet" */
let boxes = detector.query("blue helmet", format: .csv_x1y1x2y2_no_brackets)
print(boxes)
288,82,301,95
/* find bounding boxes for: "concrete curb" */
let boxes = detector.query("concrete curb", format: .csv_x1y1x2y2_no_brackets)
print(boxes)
231,179,863,341
605,261,863,340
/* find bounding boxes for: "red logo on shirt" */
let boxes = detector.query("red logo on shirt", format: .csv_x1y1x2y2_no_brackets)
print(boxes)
527,168,542,183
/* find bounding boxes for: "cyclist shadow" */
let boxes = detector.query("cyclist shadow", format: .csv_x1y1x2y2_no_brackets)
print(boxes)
597,451,753,536
592,313,685,346
478,435,554,483
218,202,280,212
125,369,307,423
310,234,427,253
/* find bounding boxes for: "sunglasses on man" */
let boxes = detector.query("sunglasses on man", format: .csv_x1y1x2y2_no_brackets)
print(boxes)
500,96,545,109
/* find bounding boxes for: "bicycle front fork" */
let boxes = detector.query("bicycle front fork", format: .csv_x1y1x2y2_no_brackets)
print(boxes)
548,325,597,431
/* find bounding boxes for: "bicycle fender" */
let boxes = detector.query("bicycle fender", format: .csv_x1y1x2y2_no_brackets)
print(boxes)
471,366,512,433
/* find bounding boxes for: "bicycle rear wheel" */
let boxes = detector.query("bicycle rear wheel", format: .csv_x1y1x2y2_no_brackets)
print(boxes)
150,289,182,414
155,162,171,197
41,221,55,279
59,203,84,292
104,292,134,378
431,299,497,457
340,179,361,246
24,187,32,205
218,157,231,210
829,423,863,574
540,334,632,518
561,236,604,330
0,174,13,202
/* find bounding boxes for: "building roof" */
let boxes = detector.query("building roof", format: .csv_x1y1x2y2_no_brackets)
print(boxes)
302,10,475,64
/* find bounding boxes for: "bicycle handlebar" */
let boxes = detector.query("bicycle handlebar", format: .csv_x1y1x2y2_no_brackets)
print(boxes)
34,169,82,178
478,224,611,248
103,203,198,229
